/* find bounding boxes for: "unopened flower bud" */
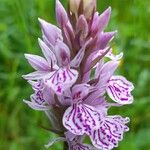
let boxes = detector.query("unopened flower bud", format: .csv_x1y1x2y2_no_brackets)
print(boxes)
69,0,96,19
83,0,96,18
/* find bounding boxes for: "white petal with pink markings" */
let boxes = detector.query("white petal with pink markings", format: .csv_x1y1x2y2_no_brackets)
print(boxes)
45,68,78,95
63,103,101,135
89,116,129,150
106,75,134,104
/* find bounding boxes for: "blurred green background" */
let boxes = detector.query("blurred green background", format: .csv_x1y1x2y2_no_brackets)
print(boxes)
0,0,150,149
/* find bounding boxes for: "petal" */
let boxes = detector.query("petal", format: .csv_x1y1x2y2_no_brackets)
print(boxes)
23,100,49,111
38,38,57,67
63,103,101,135
70,143,94,150
106,75,134,104
43,85,55,105
22,71,48,80
85,61,119,101
82,70,91,83
61,22,74,50
96,31,117,50
55,40,71,66
68,135,96,150
96,60,119,86
91,7,111,35
56,0,68,27
70,38,92,68
72,84,93,101
97,7,111,33
30,91,45,105
45,68,78,95
38,18,63,46
84,47,110,74
65,131,76,141
95,60,104,79
89,116,129,150
24,54,49,71
28,80,44,90
90,12,100,35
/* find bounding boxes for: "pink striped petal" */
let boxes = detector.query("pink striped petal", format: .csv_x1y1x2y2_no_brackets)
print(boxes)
72,84,92,101
24,54,49,71
45,68,78,95
89,116,129,150
63,103,101,135
107,76,134,104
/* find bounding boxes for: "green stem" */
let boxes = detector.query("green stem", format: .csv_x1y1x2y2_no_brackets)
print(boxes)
63,141,69,150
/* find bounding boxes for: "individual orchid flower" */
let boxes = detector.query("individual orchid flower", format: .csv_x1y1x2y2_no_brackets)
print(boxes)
89,116,130,150
63,84,101,135
23,0,134,150
23,38,78,95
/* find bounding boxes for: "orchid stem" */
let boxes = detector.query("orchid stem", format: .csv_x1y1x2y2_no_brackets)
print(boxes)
63,141,68,150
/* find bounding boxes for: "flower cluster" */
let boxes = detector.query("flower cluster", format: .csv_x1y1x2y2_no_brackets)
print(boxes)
23,0,134,149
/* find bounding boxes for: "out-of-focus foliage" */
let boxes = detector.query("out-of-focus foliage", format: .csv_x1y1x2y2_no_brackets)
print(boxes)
0,0,149,149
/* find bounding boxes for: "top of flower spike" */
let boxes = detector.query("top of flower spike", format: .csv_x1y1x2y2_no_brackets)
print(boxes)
69,0,96,19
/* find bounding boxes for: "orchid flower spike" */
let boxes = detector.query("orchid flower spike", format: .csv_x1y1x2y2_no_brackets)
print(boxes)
23,0,134,149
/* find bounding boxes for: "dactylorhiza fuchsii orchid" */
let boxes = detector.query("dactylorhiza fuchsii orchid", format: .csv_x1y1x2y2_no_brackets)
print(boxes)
22,0,134,149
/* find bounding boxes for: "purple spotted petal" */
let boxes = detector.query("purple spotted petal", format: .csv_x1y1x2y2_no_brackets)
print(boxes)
72,84,92,101
69,142,94,150
24,54,50,71
55,40,71,66
45,68,78,95
63,103,101,135
28,80,44,91
107,75,134,104
38,18,63,46
89,116,129,150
